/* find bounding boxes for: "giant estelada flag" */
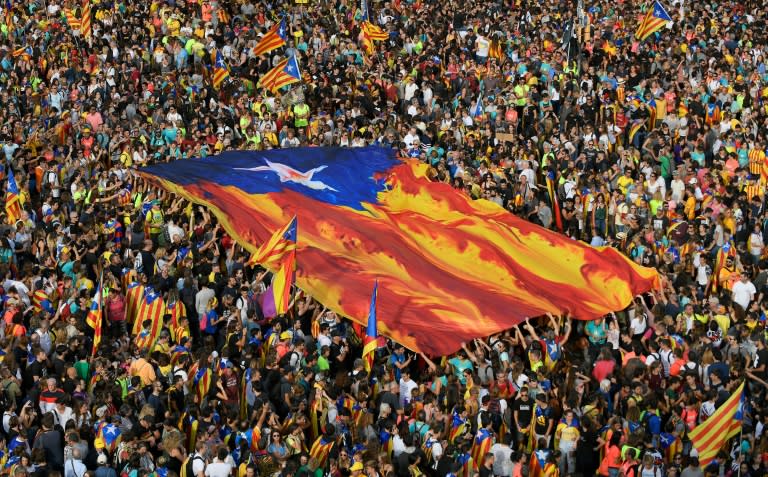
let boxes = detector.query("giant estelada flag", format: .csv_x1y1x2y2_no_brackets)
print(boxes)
140,147,658,355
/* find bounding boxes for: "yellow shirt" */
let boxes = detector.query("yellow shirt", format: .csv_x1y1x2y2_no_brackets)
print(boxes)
617,176,634,194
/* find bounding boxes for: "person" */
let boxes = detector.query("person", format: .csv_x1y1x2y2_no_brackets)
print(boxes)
94,454,116,477
204,447,232,477
63,448,86,477
680,457,704,477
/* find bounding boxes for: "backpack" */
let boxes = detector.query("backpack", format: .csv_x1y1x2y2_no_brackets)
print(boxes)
278,350,299,370
181,454,205,477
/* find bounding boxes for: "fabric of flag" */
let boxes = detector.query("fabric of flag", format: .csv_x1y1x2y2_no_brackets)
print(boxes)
448,411,466,443
81,0,92,38
166,300,186,330
362,21,388,41
125,282,144,325
193,367,212,404
545,170,563,232
472,94,484,117
360,0,370,21
98,423,122,454
240,367,251,420
134,286,164,350
257,55,302,93
647,98,657,130
63,8,81,29
660,432,682,463
185,416,199,452
529,448,551,477
489,39,504,61
628,119,645,144
689,382,744,467
32,290,54,314
86,281,103,354
272,253,295,315
708,241,737,294
362,280,378,373
470,428,493,470
140,147,659,355
361,27,375,56
253,18,287,56
247,216,297,268
5,166,22,224
456,453,473,477
634,0,672,42
212,50,230,90
309,436,334,469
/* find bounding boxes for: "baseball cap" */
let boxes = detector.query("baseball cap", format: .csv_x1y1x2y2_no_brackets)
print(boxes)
97,454,108,465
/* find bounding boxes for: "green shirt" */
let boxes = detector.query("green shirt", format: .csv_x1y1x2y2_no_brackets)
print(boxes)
658,154,672,178
74,360,90,381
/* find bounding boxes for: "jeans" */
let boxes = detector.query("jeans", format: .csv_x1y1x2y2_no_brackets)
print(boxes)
608,468,620,477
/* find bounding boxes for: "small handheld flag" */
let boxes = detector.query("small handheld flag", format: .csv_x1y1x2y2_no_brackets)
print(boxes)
257,54,303,93
253,18,288,56
362,281,378,373
635,1,672,42
4,166,22,224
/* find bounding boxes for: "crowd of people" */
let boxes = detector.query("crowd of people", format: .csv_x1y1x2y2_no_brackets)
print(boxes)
1,0,768,476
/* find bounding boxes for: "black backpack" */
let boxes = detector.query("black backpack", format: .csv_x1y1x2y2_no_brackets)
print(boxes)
181,454,205,477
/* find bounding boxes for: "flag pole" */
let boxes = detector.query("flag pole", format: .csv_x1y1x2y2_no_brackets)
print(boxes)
290,216,299,320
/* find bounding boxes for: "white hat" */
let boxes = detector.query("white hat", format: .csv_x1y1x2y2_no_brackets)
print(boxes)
97,455,108,465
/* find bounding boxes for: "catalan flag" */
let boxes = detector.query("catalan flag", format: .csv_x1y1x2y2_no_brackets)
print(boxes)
86,278,103,355
247,215,297,268
634,1,672,42
689,382,744,467
362,21,388,41
81,0,92,39
360,0,371,21
545,170,563,232
647,97,657,130
212,50,230,90
309,435,334,469
32,290,54,314
193,366,212,404
529,448,554,477
139,147,660,355
253,18,287,56
448,411,467,443
97,423,122,454
489,38,504,61
63,8,81,29
470,428,493,469
362,281,378,373
4,166,22,224
361,27,375,56
134,286,165,350
257,54,302,93
628,119,645,145
125,281,144,328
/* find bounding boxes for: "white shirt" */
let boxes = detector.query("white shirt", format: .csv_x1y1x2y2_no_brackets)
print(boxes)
64,459,87,477
491,443,514,476
53,406,75,429
399,377,418,406
732,280,756,310
205,461,232,477
191,453,207,477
